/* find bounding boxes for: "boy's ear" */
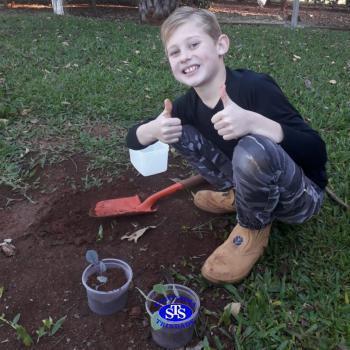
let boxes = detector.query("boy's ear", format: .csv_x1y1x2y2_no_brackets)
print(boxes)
216,34,230,56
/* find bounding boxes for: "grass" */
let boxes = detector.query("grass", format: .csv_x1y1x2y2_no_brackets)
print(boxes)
0,11,349,349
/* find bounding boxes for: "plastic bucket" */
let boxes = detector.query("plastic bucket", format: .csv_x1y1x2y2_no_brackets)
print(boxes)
145,284,200,349
82,258,133,315
129,141,169,176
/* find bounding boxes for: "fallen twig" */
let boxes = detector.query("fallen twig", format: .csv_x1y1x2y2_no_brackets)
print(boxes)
22,191,37,205
325,186,349,211
68,156,78,173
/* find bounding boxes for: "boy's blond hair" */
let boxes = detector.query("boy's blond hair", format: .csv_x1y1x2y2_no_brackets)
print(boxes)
161,6,222,47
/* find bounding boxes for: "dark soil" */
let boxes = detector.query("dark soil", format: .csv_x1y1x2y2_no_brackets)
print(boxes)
86,267,128,292
0,154,235,349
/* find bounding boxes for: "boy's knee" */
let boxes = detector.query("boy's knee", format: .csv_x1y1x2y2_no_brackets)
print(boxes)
172,125,203,152
232,135,277,177
181,124,198,139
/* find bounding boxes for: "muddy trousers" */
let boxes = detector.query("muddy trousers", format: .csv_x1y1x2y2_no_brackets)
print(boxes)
172,125,324,229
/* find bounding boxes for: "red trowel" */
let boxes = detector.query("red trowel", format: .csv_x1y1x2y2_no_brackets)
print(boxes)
89,175,205,218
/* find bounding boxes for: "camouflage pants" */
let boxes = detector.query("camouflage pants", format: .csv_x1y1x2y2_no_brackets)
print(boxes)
172,125,324,229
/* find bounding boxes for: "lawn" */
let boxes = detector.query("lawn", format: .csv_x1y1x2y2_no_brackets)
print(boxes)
0,11,349,349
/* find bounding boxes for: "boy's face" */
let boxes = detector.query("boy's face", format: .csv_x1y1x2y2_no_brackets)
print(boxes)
165,21,228,89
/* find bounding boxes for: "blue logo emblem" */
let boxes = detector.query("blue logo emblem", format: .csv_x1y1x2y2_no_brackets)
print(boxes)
159,304,193,322
233,235,243,246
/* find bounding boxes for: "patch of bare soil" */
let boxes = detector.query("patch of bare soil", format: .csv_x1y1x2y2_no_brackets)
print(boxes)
211,2,350,28
0,154,236,349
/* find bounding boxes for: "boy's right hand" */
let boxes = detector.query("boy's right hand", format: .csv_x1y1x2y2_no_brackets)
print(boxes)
151,99,182,144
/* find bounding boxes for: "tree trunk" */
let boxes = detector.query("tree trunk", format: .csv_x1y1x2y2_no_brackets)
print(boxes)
89,0,97,15
52,0,64,15
139,0,177,24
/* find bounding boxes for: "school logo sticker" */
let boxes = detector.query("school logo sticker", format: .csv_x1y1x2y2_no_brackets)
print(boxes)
159,304,193,322
152,295,196,329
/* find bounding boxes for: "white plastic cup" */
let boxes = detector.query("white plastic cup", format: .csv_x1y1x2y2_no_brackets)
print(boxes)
129,141,169,176
145,284,200,349
82,259,133,315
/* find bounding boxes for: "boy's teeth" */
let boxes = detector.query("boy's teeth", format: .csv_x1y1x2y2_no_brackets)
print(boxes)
184,65,198,74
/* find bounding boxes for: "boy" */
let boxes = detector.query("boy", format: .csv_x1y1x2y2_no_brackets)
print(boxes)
126,7,327,284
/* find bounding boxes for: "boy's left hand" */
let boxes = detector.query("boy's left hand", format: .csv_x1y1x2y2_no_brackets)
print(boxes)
211,86,252,140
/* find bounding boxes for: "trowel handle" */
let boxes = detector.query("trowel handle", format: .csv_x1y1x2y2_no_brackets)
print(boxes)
178,174,205,188
138,175,205,209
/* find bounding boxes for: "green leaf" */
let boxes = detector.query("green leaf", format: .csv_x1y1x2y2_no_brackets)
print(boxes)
36,326,47,343
203,307,218,317
214,335,224,350
97,225,104,242
203,335,211,350
172,272,188,282
152,283,167,296
150,311,162,330
223,284,242,302
12,313,21,326
0,286,4,299
172,284,180,298
97,275,108,284
15,325,33,347
85,250,99,264
98,261,107,274
42,316,53,329
50,315,67,336
276,340,290,350
219,306,232,327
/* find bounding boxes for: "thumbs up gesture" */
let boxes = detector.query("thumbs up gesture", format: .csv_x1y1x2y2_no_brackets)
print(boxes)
211,85,252,140
152,98,182,144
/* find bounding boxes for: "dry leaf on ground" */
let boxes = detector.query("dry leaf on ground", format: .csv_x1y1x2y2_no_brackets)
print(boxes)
121,226,156,243
1,242,16,257
225,302,242,317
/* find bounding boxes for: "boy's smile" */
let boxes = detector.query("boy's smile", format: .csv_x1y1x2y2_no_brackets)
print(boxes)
183,65,200,75
165,22,229,91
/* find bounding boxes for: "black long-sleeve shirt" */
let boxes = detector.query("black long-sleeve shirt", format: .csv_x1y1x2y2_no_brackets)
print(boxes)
127,68,328,189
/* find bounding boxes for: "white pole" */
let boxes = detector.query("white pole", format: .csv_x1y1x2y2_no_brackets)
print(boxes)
291,0,300,28
52,0,64,15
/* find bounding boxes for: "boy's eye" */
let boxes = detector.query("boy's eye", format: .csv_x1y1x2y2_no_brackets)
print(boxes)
169,50,180,57
190,42,200,49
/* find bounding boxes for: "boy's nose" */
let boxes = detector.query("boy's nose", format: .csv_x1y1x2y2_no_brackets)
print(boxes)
180,49,191,62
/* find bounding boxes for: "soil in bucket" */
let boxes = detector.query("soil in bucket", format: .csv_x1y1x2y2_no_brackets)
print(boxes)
87,267,127,291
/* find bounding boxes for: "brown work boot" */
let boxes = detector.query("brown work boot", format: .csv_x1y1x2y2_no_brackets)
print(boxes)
193,189,235,214
201,223,271,284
